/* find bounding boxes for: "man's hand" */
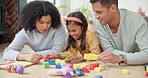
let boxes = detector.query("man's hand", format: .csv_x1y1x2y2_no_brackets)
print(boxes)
99,50,121,63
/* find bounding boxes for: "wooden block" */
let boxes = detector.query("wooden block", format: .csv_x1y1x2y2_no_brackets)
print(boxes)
84,54,99,60
121,69,128,74
55,59,65,64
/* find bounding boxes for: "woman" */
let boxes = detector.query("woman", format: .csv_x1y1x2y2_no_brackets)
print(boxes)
3,1,66,63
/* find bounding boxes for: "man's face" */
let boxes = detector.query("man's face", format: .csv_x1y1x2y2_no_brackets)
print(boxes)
92,1,114,25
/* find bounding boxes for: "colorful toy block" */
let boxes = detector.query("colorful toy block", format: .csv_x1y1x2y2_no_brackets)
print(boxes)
46,60,55,65
84,54,99,60
64,58,70,63
144,64,148,71
90,63,99,70
121,69,128,74
65,72,72,78
146,72,148,77
73,64,81,69
68,64,73,68
94,67,102,72
43,62,49,68
55,59,65,64
75,69,84,76
55,64,62,69
96,75,103,78
146,66,148,72
82,67,90,73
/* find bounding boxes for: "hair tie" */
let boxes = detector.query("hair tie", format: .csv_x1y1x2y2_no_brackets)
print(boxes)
65,17,82,23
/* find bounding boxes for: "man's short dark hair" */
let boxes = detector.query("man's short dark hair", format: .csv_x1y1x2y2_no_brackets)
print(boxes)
90,0,118,8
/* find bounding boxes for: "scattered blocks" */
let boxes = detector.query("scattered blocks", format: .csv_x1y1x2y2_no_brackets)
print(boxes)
84,54,99,60
121,69,128,74
55,64,62,69
43,62,49,68
96,75,103,78
94,67,102,72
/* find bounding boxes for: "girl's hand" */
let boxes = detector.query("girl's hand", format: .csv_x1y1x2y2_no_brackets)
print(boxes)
67,56,84,64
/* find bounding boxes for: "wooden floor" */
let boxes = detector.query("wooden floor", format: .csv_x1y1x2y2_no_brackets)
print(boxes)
0,42,9,61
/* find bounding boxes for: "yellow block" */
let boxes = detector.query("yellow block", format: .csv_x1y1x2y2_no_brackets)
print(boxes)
121,69,128,74
94,67,102,72
84,54,99,60
146,66,148,72
73,64,81,69
55,59,65,64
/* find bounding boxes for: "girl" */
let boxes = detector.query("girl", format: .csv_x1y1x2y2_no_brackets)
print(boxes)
50,11,101,64
3,1,66,63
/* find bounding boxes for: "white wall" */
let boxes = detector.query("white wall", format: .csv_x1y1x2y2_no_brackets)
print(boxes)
118,0,148,15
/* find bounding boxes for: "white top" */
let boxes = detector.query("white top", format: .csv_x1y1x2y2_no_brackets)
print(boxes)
3,26,66,60
94,9,148,64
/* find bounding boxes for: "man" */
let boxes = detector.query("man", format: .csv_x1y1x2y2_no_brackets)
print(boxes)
90,0,148,65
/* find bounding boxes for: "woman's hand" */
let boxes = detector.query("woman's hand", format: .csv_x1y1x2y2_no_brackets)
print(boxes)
67,56,84,64
17,53,43,63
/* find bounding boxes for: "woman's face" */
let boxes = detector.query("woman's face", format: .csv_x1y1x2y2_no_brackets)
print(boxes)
35,15,52,33
67,22,83,40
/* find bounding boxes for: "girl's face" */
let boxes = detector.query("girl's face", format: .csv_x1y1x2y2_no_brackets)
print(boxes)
67,22,83,40
35,15,52,33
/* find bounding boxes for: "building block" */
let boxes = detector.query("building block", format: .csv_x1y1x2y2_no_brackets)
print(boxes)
144,64,148,71
64,58,70,63
55,64,62,69
82,67,90,73
146,66,148,72
73,64,81,69
96,75,103,78
90,63,99,70
44,54,54,62
46,60,55,65
84,54,99,60
68,64,73,68
65,72,72,78
43,62,49,69
146,72,148,76
75,69,84,76
94,67,102,72
121,69,128,74
55,59,65,64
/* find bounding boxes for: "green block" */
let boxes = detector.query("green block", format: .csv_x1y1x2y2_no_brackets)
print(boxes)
43,62,49,68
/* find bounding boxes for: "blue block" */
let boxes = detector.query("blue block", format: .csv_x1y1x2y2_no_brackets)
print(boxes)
96,75,103,78
75,70,84,76
56,64,62,69
46,60,55,65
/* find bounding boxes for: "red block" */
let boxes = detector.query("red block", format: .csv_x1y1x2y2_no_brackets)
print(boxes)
82,67,90,73
146,72,148,76
68,64,73,68
90,63,99,70
44,54,54,62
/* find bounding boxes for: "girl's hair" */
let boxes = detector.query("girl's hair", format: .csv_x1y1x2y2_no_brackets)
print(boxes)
65,11,88,51
21,1,61,32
